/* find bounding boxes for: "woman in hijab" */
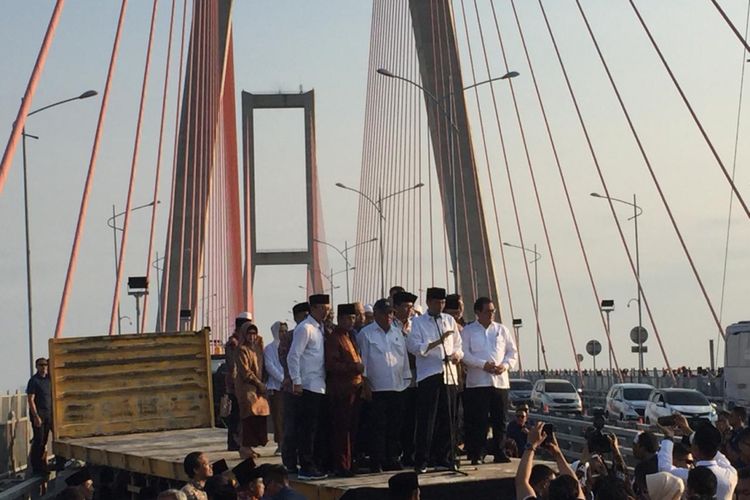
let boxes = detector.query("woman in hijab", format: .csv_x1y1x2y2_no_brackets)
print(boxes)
645,472,685,500
234,322,269,458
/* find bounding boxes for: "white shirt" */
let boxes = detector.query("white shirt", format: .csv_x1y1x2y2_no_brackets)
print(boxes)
263,342,284,391
461,320,518,389
357,321,411,392
658,438,737,500
406,312,463,384
287,315,326,394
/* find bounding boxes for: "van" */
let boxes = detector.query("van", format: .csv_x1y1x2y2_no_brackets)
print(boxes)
725,321,750,409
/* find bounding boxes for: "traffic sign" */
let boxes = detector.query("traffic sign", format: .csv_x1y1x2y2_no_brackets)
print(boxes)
586,340,602,356
631,346,648,353
630,326,648,344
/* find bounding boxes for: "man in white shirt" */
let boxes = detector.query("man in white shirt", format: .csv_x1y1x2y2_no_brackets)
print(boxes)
461,297,518,464
287,294,331,481
657,413,738,500
406,287,463,473
358,299,412,472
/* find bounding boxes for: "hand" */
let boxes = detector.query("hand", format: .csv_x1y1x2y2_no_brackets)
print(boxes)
673,413,692,435
607,433,619,451
527,421,547,449
440,330,454,342
589,455,608,477
292,384,303,395
449,352,461,364
483,361,496,373
32,415,41,428
656,421,674,439
493,364,507,375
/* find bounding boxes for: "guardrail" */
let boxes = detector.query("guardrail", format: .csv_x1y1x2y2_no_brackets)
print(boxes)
0,392,31,479
525,411,647,468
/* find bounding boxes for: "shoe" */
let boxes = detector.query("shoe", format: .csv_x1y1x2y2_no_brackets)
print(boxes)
435,460,459,472
370,464,384,474
402,456,415,467
470,457,484,466
297,468,328,481
284,464,299,475
415,464,428,474
493,453,511,464
334,469,356,478
384,460,403,471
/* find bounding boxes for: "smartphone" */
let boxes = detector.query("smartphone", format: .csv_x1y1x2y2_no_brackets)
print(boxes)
543,423,556,444
657,415,676,427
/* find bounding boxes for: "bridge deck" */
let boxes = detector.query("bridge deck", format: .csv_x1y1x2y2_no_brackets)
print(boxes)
54,427,522,499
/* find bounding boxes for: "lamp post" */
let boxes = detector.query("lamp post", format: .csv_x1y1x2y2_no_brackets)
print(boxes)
504,242,542,371
107,200,158,334
302,266,352,304
600,299,615,384
335,182,423,298
377,68,518,293
314,237,377,302
512,318,523,375
20,90,98,376
591,192,644,375
153,253,165,326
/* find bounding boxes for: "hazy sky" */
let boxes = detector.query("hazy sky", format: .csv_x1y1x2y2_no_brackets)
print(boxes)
1,1,749,392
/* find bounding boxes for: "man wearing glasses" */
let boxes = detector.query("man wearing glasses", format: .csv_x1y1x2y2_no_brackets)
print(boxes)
27,357,52,474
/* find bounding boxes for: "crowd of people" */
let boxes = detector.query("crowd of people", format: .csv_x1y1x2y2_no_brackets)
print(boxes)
220,286,519,479
514,407,749,500
25,282,750,499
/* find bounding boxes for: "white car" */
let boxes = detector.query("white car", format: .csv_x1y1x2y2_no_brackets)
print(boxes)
643,388,718,425
530,378,583,414
605,383,654,421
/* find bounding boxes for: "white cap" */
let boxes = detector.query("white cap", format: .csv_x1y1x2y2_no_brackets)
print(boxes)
236,311,253,321
364,304,374,314
413,304,423,315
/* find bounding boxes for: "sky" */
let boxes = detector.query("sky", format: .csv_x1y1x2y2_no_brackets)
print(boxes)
1,1,749,392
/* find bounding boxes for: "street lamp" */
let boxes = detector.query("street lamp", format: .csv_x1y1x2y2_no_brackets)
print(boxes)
591,192,645,376
600,299,615,384
378,68,518,293
107,200,159,334
335,182,423,298
127,276,149,334
512,318,523,375
314,237,377,302
504,241,542,371
20,90,98,376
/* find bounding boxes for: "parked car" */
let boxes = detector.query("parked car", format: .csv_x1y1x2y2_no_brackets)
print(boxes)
605,383,654,421
643,388,718,425
530,378,582,414
509,378,534,408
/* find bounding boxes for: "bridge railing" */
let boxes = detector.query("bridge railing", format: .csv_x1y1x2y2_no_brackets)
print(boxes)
0,391,32,479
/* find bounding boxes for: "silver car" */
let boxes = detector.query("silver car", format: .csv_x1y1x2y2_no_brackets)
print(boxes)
530,378,582,414
605,383,654,421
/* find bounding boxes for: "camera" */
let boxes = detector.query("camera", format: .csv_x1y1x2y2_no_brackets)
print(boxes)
657,415,676,427
542,423,556,445
585,409,612,454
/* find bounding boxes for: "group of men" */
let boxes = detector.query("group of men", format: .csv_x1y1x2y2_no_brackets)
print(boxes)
235,284,518,480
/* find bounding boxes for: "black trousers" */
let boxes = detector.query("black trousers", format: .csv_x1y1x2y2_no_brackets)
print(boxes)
226,393,240,451
400,386,418,464
281,391,299,469
369,391,404,467
415,374,457,466
30,414,51,473
296,390,324,471
463,386,509,460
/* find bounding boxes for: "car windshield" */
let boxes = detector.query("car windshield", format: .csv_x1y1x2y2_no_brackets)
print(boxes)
622,388,653,400
545,382,576,393
664,391,709,406
511,381,533,390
